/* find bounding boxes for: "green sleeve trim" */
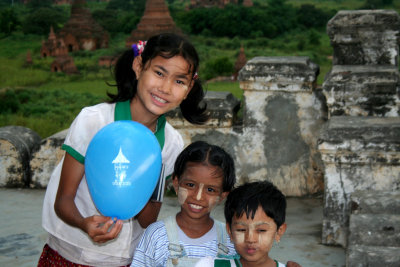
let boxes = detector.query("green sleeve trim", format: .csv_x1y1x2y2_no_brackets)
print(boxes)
62,144,85,164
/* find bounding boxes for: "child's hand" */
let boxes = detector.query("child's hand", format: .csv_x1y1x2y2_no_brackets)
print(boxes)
82,215,123,243
287,261,302,267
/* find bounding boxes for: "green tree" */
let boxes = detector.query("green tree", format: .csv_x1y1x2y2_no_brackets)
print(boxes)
0,8,19,35
363,0,393,8
204,57,233,80
21,7,67,35
296,4,332,29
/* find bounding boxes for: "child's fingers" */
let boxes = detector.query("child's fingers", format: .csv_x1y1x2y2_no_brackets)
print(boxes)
92,220,123,243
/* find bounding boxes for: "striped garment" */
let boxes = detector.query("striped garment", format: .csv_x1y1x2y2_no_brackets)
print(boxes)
131,220,236,267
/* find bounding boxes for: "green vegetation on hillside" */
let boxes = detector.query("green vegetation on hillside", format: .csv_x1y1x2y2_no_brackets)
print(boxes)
0,0,398,138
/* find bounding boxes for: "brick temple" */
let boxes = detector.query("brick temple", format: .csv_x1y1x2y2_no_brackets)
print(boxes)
57,0,109,51
126,0,182,47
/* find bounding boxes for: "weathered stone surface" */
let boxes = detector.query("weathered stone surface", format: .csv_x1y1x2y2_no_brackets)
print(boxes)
239,56,319,92
319,116,400,246
322,65,400,117
167,91,240,129
346,245,400,267
349,213,400,247
30,130,67,189
350,190,400,214
238,56,325,196
327,10,400,66
0,126,41,187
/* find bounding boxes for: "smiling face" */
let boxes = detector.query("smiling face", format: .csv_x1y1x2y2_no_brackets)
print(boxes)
227,206,286,266
132,55,194,120
172,162,228,221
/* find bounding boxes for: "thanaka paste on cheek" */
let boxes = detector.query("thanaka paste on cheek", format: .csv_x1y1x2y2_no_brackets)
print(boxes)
233,231,245,244
177,187,188,205
207,196,220,212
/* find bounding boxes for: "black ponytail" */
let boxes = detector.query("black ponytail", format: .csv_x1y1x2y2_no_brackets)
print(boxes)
107,49,137,102
180,79,209,124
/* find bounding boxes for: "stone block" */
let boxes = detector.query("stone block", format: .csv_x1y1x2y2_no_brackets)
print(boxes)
322,65,400,117
327,10,400,66
319,116,400,246
350,190,400,215
0,126,41,187
236,56,325,196
238,56,319,92
346,245,400,267
349,213,400,247
30,130,67,188
167,91,240,129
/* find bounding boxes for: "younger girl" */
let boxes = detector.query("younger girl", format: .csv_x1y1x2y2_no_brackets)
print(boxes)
38,33,208,267
131,141,237,266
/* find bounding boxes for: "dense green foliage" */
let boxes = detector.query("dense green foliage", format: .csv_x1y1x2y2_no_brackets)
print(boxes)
0,7,19,35
174,0,334,38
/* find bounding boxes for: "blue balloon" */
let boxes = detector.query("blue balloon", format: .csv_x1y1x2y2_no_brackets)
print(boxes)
85,121,162,220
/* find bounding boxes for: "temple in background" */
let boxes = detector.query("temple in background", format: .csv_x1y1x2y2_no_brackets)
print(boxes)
126,0,182,47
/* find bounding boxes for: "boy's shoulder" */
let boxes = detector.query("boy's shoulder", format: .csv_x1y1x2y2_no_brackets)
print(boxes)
144,220,167,234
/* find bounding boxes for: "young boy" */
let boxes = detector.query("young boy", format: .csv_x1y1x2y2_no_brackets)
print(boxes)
196,181,297,267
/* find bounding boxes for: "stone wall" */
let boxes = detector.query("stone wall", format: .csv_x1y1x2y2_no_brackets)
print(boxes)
235,57,325,196
319,9,400,247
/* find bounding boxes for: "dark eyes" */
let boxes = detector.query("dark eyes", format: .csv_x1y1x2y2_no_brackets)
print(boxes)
185,183,195,188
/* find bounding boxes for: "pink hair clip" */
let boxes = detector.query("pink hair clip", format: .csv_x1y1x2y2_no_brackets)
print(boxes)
132,40,147,57
193,72,198,80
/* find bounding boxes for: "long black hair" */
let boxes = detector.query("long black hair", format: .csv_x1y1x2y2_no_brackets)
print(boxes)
173,141,236,192
107,33,209,125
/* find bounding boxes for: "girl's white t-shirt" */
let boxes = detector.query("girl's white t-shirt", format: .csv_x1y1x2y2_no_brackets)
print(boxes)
42,102,184,266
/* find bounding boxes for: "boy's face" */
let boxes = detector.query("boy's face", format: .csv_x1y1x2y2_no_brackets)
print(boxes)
226,206,286,266
172,162,228,220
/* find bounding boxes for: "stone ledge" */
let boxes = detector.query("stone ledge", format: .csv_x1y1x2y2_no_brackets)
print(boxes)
238,56,319,92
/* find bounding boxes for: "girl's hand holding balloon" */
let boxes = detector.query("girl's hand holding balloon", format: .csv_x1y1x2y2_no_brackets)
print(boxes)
82,215,123,243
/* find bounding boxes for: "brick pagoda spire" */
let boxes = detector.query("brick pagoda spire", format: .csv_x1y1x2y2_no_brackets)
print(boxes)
126,0,182,47
58,0,109,51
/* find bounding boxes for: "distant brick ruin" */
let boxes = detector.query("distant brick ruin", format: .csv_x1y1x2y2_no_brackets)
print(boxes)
58,0,109,52
233,46,247,80
40,26,68,58
126,0,182,47
39,0,109,74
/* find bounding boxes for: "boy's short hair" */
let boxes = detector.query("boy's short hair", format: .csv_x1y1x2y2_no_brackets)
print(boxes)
173,141,236,192
224,181,286,228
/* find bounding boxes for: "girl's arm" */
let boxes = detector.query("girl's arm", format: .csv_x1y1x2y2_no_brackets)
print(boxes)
54,153,123,243
136,201,162,228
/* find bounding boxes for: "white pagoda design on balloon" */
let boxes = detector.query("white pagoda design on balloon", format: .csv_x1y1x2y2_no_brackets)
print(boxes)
112,147,131,187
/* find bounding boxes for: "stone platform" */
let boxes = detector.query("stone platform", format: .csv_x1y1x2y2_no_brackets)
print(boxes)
0,188,345,267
